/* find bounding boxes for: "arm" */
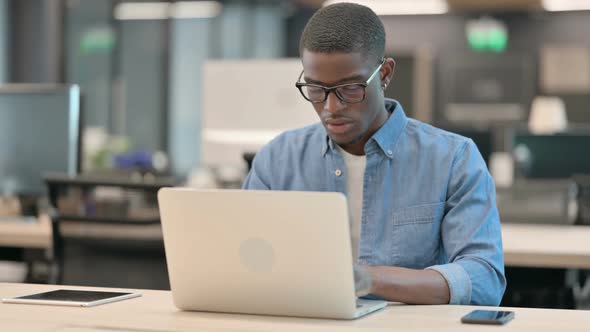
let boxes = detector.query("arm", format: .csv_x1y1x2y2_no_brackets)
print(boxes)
242,146,272,190
360,140,506,305
363,265,450,304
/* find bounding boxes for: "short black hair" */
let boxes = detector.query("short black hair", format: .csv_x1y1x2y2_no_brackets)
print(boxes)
299,3,385,64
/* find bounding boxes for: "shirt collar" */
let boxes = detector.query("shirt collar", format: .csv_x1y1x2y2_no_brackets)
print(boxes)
321,99,408,158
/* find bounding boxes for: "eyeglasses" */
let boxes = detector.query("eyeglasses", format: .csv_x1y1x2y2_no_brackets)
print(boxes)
295,59,385,104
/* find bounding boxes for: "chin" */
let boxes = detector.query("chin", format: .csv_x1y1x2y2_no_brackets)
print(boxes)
330,134,362,147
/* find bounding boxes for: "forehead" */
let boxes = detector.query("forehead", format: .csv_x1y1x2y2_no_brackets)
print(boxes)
301,50,370,85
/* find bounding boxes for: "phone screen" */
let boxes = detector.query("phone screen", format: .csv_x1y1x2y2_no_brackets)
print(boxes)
461,310,515,325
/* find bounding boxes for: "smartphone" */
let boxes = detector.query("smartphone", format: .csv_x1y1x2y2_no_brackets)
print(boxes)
461,310,515,325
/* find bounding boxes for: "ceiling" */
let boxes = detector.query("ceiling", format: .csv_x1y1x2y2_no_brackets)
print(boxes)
447,0,543,12
294,0,546,12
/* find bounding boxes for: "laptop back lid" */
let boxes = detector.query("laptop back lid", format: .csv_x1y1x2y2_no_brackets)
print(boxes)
158,188,358,319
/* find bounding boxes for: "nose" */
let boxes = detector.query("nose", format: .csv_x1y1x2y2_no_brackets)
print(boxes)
323,90,346,114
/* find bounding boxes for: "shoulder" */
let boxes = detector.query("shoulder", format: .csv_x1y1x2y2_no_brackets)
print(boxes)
399,118,484,171
404,118,473,154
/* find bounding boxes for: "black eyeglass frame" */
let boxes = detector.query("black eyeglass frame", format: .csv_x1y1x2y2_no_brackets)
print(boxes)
295,58,385,104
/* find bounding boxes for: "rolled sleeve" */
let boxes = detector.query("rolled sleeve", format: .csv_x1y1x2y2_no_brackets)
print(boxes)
436,139,506,306
427,263,472,305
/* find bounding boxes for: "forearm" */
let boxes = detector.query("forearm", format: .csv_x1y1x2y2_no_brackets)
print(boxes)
365,265,450,304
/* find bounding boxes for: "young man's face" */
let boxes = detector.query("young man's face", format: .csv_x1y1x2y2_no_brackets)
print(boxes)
300,50,394,154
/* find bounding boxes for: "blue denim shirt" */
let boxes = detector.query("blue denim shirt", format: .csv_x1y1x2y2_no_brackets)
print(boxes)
243,99,506,305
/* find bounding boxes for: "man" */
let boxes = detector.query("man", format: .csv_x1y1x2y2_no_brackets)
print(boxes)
243,3,505,306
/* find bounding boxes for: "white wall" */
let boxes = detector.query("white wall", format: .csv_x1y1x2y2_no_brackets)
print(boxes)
201,59,319,169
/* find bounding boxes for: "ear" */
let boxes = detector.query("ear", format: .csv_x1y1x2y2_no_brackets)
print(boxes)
380,58,396,90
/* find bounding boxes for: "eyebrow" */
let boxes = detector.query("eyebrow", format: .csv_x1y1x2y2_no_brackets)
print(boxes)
303,74,366,86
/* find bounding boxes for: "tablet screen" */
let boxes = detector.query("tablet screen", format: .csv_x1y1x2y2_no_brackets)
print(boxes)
16,290,133,302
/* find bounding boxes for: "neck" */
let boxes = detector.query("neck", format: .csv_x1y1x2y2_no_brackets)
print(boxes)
339,106,391,156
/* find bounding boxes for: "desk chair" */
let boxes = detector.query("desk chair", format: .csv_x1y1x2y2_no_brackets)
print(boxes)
500,176,590,309
46,174,176,290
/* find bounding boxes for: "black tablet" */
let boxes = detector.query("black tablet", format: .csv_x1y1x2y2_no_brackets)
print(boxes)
2,289,141,307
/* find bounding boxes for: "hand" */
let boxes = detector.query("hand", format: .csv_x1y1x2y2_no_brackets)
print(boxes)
353,265,373,297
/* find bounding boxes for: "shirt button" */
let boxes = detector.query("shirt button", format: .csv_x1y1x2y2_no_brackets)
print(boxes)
335,169,342,177
387,150,393,155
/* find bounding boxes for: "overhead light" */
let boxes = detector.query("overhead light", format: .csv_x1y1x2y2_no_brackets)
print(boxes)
114,2,169,20
543,0,590,12
170,1,223,19
323,0,448,16
114,1,223,21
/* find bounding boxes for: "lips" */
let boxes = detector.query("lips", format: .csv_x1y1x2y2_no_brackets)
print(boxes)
325,118,354,135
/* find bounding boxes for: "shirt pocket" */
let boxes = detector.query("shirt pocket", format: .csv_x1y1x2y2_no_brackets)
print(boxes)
392,202,445,226
387,202,445,267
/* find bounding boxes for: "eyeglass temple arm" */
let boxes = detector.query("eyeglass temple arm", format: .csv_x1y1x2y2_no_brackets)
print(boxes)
366,58,386,84
296,70,304,84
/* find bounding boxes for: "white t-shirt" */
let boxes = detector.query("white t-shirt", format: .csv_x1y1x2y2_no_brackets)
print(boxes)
336,145,367,262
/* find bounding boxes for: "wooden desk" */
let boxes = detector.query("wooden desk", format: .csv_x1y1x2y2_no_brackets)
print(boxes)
502,223,590,269
1,283,589,332
2,217,590,269
0,215,52,249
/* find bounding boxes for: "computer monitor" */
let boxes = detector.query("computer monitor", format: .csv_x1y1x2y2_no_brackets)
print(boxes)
513,130,590,179
0,85,81,195
439,52,534,127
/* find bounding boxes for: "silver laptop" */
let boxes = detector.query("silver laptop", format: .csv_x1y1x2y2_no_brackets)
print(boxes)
158,188,387,319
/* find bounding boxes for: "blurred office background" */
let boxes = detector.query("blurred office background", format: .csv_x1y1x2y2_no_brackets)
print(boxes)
1,0,590,310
